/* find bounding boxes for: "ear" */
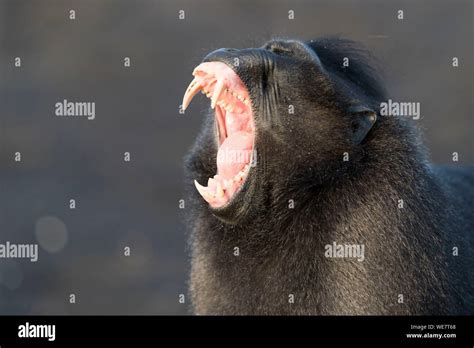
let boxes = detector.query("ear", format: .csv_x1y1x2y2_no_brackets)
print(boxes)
347,105,377,144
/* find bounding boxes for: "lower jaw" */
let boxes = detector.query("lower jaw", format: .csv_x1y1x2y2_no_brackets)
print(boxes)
195,151,253,208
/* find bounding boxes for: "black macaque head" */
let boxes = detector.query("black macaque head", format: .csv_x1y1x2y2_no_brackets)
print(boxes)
184,38,386,224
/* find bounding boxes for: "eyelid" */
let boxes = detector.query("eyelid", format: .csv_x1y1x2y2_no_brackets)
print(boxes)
274,48,292,54
269,46,293,55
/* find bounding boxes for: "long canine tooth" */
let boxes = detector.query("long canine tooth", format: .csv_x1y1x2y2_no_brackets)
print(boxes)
211,79,225,109
194,180,210,199
182,78,202,110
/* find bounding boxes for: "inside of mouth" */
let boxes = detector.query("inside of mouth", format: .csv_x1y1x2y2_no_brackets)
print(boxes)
183,62,255,207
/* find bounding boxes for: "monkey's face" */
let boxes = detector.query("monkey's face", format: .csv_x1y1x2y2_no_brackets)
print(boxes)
183,40,376,224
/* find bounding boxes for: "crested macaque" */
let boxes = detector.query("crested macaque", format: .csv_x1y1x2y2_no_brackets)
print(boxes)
182,38,474,315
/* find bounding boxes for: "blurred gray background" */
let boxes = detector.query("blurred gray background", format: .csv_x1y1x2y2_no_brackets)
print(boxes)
0,0,472,314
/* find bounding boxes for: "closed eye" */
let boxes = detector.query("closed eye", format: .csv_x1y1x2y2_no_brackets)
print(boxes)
264,43,294,56
271,47,293,55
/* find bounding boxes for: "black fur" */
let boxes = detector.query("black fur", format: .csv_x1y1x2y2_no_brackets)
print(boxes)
184,38,474,315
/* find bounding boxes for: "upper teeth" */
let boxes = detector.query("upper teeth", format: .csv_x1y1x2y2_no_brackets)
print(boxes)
182,74,251,112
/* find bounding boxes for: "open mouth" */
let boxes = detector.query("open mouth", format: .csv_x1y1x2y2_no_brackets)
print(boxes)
182,62,255,208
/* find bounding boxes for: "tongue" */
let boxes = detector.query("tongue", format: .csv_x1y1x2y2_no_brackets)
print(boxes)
225,110,252,134
217,131,253,179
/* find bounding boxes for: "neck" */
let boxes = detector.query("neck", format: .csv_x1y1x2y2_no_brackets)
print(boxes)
192,118,454,314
